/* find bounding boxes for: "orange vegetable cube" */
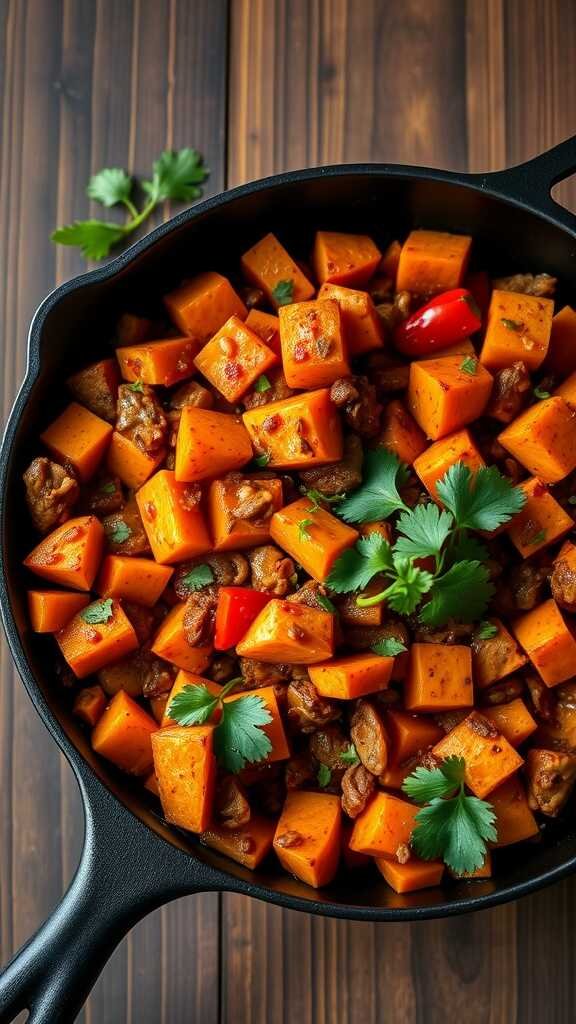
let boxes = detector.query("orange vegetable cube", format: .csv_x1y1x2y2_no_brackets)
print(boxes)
405,644,473,712
242,389,343,470
115,337,200,387
376,857,444,893
164,271,247,340
152,724,216,832
472,617,527,689
151,602,212,673
144,771,160,797
273,791,342,887
136,470,211,564
24,515,105,591
161,670,222,727
479,290,554,371
380,239,402,282
241,232,315,309
225,685,290,763
308,653,394,700
67,358,120,422
489,774,539,846
96,555,173,607
349,792,418,858
396,230,471,298
201,815,276,869
545,305,576,379
27,590,90,632
245,309,280,356
106,431,165,490
72,684,106,728
236,599,334,664
269,497,358,582
41,402,112,482
482,698,537,748
413,429,485,501
92,690,157,775
317,283,384,355
279,299,350,389
56,598,138,679
555,369,576,409
149,696,169,725
378,399,427,465
506,477,572,557
512,598,576,687
385,710,444,766
498,396,576,483
175,407,253,483
194,315,277,403
313,231,381,288
208,475,284,551
432,711,524,798
407,356,493,440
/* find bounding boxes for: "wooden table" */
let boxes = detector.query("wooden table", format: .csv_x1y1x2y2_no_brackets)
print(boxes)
1,1,576,1020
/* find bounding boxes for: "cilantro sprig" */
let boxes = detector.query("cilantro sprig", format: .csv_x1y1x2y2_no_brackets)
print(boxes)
402,756,496,875
179,564,215,592
52,148,209,261
337,450,410,524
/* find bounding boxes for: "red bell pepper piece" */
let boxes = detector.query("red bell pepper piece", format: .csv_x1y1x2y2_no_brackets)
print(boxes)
214,587,272,650
394,288,482,357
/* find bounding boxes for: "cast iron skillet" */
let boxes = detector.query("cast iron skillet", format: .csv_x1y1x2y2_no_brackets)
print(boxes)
2,137,576,1023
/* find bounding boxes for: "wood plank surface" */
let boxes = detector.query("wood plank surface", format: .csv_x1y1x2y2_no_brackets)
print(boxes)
1,1,576,1022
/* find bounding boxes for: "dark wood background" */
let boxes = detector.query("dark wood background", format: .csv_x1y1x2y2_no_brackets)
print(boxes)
1,1,576,1020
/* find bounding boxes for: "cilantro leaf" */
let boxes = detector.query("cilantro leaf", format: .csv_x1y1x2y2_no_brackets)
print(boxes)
327,534,393,594
340,744,360,766
394,504,454,562
254,374,271,393
383,555,434,616
411,793,497,875
80,598,114,625
317,764,332,787
179,564,215,592
87,167,133,208
106,521,132,545
419,560,494,626
402,756,465,802
460,356,478,375
298,518,314,542
214,694,272,773
371,636,408,657
436,464,526,532
534,385,551,400
338,449,410,524
316,594,336,613
51,220,126,261
167,683,219,726
128,380,144,393
475,620,498,640
272,279,294,306
446,533,489,565
142,148,209,202
304,488,345,510
99,481,116,494
252,452,271,469
501,318,523,331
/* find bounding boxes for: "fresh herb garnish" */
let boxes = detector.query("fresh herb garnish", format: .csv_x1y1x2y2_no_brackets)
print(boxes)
52,148,209,260
317,764,332,788
272,279,294,306
418,561,493,627
372,636,408,657
298,518,314,542
80,598,114,625
328,533,394,594
128,380,144,393
179,564,215,592
394,503,453,568
475,621,498,641
316,593,336,613
340,744,360,766
501,318,523,332
460,356,478,375
337,450,410,524
436,464,526,532
99,481,116,495
253,452,271,469
533,386,551,400
106,521,132,545
254,374,272,393
304,488,346,512
402,756,497,876
529,529,547,546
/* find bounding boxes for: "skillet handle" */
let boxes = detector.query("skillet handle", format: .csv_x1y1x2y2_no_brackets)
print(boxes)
471,134,576,226
0,773,220,1024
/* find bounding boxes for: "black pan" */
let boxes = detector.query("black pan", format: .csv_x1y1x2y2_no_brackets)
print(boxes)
2,137,576,1024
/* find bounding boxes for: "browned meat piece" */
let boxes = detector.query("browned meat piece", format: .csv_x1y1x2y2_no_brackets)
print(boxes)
67,359,120,422
415,620,473,645
551,558,576,612
485,361,531,423
102,497,151,555
215,776,251,829
243,369,295,410
479,676,525,707
248,545,296,595
230,480,278,523
375,290,412,332
239,285,265,309
116,383,168,455
525,672,558,724
350,700,388,776
98,655,144,697
23,456,79,534
239,657,292,691
526,748,576,816
343,620,410,681
169,379,214,410
82,474,124,516
309,725,351,770
434,710,469,734
373,363,411,393
368,274,394,304
341,764,375,818
492,272,557,297
286,677,341,733
286,580,331,611
285,751,316,789
299,434,363,497
495,562,548,614
250,776,284,816
124,603,157,645
329,375,382,438
173,552,249,600
210,654,239,684
141,655,176,697
183,586,218,646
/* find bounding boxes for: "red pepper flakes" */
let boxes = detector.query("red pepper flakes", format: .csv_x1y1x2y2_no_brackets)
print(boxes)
263,414,282,433
224,361,243,382
145,502,157,521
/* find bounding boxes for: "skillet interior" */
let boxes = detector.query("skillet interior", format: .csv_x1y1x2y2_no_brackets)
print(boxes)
4,166,576,918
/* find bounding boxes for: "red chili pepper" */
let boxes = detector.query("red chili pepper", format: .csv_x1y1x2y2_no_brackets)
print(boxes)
394,288,482,356
214,587,272,650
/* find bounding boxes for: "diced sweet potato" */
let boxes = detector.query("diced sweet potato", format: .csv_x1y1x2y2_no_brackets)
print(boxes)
92,690,157,775
236,598,334,664
67,358,120,422
73,684,106,728
245,309,280,356
555,369,576,409
201,815,276,869
56,598,138,679
489,774,539,846
385,710,444,766
308,653,394,699
164,271,247,340
225,685,290,762
273,791,342,887
279,299,350,389
405,643,473,712
479,290,554,371
377,399,427,465
269,497,358,581
512,598,576,687
242,389,343,470
175,407,253,483
27,590,90,632
96,555,173,607
407,355,493,440
498,396,576,483
432,712,524,798
152,724,216,832
24,515,105,591
506,477,573,557
317,283,384,355
545,305,576,379
116,337,200,387
151,602,212,673
396,230,471,297
144,771,160,797
208,476,284,551
413,428,485,501
136,469,211,564
241,232,315,309
482,698,537,747
41,402,113,482
472,617,527,689
194,315,278,402
313,231,381,288
380,240,402,283
106,431,165,490
349,792,418,857
376,857,444,893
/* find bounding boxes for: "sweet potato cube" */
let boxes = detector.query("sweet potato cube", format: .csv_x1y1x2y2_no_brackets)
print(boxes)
151,602,212,673
225,685,290,762
349,792,418,858
241,232,315,309
408,355,493,440
242,389,343,470
194,315,278,402
376,857,444,893
144,771,160,797
269,497,358,582
245,309,281,356
56,599,138,679
313,231,381,288
555,369,576,409
164,271,247,340
472,617,527,689
136,470,211,564
380,239,402,282
41,402,113,482
175,407,253,483
378,399,427,465
92,690,157,775
161,670,222,727
27,590,90,632
67,358,120,422
498,396,576,483
73,684,107,728
483,698,537,748
202,815,276,869
512,598,576,687
317,282,384,355
273,791,342,888
385,710,444,766
308,653,394,700
115,337,199,387
479,290,554,371
279,299,350,389
23,515,105,591
236,598,334,664
413,429,485,501
96,555,173,607
489,775,539,846
432,712,524,798
396,230,471,297
208,476,284,551
106,431,165,490
506,477,573,557
545,305,576,379
152,724,216,832
405,644,473,712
